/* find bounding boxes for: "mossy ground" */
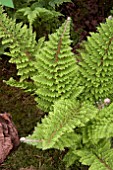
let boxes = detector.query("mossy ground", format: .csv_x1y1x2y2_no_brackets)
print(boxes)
1,144,66,170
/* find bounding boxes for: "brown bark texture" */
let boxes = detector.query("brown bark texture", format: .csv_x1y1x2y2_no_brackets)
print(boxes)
0,112,20,164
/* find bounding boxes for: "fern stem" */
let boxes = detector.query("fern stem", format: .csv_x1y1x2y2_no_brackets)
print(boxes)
55,17,71,62
96,153,112,170
105,36,113,55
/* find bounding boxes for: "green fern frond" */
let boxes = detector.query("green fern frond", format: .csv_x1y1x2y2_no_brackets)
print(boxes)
82,103,113,144
0,7,38,82
63,148,80,167
26,99,97,150
76,140,113,170
64,139,113,169
4,78,37,93
0,7,40,92
0,8,82,112
49,0,72,8
32,17,83,112
36,0,71,9
77,18,113,101
17,7,62,25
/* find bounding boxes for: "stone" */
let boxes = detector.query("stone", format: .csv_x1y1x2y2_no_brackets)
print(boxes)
0,112,20,164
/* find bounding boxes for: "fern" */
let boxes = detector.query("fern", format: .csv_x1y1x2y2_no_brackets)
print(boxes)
82,102,113,144
76,140,113,170
23,98,113,169
0,7,37,80
17,6,62,25
16,0,71,36
76,17,113,102
0,6,40,92
16,0,72,25
25,98,113,170
64,140,113,169
34,0,71,9
0,8,82,112
30,17,82,112
26,99,97,150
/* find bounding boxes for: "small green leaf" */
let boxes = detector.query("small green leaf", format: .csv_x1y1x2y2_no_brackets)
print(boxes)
0,0,14,8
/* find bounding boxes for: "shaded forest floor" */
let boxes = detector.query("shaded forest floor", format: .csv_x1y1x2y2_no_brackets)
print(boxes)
0,0,113,169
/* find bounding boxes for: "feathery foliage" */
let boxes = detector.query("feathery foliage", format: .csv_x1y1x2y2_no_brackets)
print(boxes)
0,7,37,82
17,6,62,26
36,0,72,9
30,17,82,112
73,140,113,170
15,0,72,40
64,140,113,170
82,102,113,144
76,17,113,102
16,0,71,33
0,6,41,94
26,99,97,150
25,99,113,170
0,8,82,112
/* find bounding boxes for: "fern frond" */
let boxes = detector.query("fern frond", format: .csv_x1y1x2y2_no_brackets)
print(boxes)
77,140,113,170
36,0,71,9
0,7,39,92
0,8,82,112
4,78,37,93
82,103,113,144
49,0,72,8
32,17,83,112
0,7,38,81
63,148,79,167
17,7,62,25
64,139,113,169
77,18,113,101
26,99,97,150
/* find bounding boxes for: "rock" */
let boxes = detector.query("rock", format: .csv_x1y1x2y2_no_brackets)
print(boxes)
0,112,20,164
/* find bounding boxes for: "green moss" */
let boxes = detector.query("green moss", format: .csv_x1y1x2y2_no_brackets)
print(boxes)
1,143,86,170
1,143,66,170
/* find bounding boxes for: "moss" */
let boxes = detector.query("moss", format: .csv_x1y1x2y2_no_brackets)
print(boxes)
1,143,86,170
1,143,67,170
